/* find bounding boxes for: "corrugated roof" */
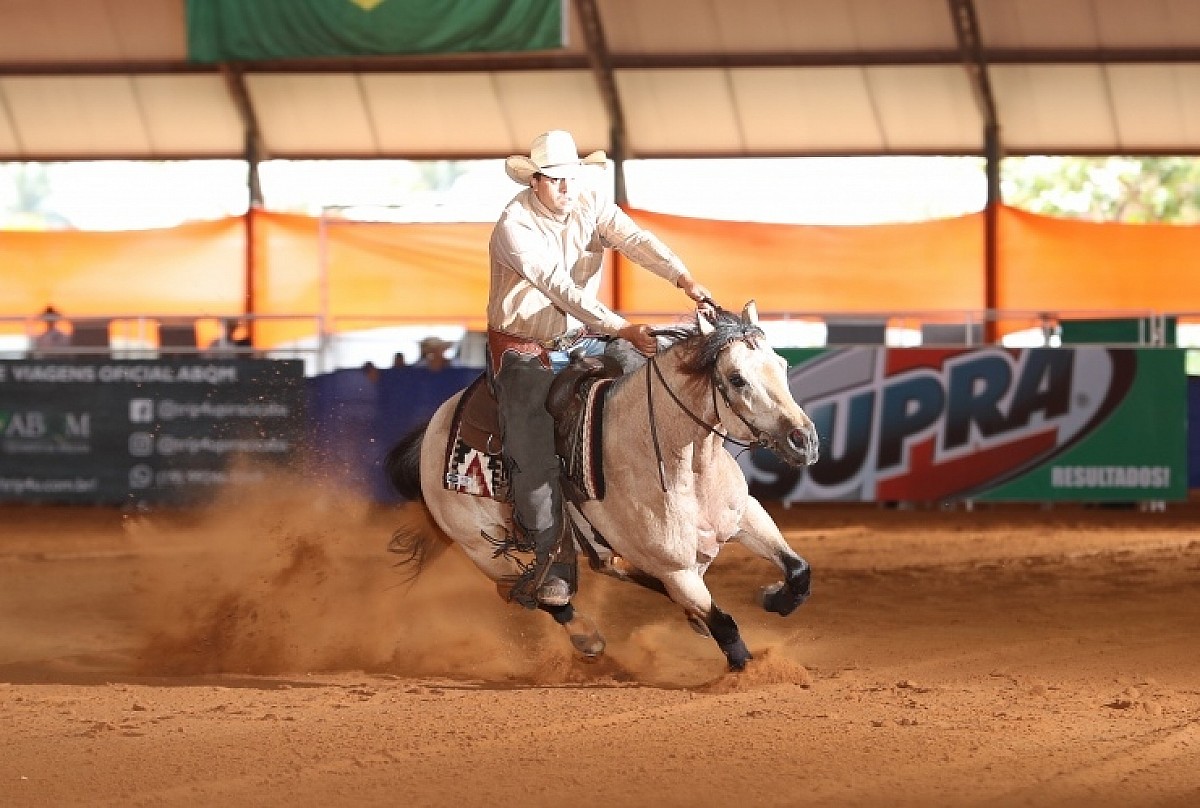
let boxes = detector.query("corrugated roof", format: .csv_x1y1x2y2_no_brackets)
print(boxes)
1,0,1198,161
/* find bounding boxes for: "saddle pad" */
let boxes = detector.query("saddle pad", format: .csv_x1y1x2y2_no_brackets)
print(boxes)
441,372,614,503
443,376,509,500
559,376,615,502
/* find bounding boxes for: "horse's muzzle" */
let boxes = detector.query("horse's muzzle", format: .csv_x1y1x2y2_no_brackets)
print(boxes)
787,425,820,466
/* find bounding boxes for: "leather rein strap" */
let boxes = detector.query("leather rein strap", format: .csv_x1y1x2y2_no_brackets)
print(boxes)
645,351,759,492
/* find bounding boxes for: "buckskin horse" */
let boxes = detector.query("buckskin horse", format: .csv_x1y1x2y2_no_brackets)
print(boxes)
384,302,818,671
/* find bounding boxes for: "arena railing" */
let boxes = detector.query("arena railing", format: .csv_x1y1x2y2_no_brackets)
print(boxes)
3,309,1197,377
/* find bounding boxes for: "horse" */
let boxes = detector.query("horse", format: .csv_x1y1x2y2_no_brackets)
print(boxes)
384,302,819,671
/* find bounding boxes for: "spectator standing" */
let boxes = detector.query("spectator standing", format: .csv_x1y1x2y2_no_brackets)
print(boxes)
414,336,455,372
31,306,70,356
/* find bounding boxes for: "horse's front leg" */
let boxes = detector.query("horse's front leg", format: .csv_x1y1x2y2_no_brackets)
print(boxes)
733,496,812,617
659,569,751,671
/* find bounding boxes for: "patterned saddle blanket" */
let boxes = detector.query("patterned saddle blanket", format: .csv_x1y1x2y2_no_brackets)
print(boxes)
442,356,622,503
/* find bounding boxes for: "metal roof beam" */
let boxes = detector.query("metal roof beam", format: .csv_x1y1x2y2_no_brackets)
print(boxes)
9,145,1200,163
949,0,999,134
948,0,1001,341
219,63,265,203
6,47,1200,77
575,0,629,204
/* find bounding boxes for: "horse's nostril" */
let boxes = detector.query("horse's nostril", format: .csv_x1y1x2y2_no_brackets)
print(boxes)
788,428,807,452
788,427,819,464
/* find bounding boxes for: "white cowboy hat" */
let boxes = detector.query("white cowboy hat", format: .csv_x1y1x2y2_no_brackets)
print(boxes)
419,336,454,353
504,130,607,184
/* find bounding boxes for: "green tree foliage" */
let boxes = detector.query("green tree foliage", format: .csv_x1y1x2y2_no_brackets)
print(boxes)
1001,156,1200,223
0,163,71,228
414,160,469,192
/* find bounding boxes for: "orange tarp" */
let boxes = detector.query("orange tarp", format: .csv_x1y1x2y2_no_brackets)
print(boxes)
1,218,245,335
996,206,1200,312
250,211,496,347
622,209,986,315
5,205,1200,346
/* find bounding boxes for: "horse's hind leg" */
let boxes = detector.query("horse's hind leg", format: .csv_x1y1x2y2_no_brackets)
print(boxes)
733,497,812,617
539,602,605,658
659,570,751,671
452,530,606,659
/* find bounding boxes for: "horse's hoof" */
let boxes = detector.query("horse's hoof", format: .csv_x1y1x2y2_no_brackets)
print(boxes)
570,631,606,658
759,582,784,609
760,580,809,616
561,614,606,658
727,651,753,672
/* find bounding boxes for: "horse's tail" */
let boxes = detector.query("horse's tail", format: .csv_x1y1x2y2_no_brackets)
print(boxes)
387,507,446,580
384,423,427,502
384,421,448,578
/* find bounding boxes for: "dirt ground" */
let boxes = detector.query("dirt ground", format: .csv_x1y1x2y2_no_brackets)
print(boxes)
2,482,1199,808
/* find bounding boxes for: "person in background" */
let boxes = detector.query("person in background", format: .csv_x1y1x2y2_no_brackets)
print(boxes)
205,318,252,358
31,306,70,356
414,336,455,372
391,351,408,369
488,130,712,608
361,360,380,383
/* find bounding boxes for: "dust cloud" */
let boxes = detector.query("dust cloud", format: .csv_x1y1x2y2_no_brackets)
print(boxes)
121,471,742,687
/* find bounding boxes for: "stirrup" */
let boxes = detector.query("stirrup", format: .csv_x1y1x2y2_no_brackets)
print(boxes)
507,558,572,609
507,566,541,610
535,576,571,607
507,558,555,609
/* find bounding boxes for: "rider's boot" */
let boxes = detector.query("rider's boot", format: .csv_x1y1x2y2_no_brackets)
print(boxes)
509,520,576,609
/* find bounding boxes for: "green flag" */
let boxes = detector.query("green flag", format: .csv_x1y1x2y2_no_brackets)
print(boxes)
187,0,566,63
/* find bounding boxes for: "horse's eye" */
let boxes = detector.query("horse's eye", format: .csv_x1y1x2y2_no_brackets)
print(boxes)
729,372,747,388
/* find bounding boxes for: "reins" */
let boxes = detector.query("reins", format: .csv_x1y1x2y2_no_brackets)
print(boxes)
645,349,759,492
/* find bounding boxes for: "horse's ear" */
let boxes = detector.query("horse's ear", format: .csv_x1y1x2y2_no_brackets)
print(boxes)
698,307,717,336
741,300,759,327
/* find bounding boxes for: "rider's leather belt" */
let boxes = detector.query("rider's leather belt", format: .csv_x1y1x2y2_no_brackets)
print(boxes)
486,327,596,371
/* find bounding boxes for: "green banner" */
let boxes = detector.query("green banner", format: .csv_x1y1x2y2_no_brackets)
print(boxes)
741,347,1188,504
187,0,566,63
977,349,1188,502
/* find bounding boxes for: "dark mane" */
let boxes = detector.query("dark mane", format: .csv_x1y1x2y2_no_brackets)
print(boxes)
654,306,767,377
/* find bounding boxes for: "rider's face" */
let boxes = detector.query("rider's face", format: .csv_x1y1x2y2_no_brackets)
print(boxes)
532,173,578,216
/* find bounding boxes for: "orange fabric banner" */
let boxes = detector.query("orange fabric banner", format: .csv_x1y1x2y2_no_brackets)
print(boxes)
0,218,245,335
996,206,1200,312
5,205,1200,348
620,209,987,316
251,211,494,347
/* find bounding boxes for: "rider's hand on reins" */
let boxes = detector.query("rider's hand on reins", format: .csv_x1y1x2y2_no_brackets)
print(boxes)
618,322,658,356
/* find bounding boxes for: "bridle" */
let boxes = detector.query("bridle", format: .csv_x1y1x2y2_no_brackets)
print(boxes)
644,340,767,492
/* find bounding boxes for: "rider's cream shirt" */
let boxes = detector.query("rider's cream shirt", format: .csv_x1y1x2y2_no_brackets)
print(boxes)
487,186,687,342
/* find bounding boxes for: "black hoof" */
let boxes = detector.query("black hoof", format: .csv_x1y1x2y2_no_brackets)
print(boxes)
760,581,809,616
727,650,753,672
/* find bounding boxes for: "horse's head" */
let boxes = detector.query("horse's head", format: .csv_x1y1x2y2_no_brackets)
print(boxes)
679,301,819,467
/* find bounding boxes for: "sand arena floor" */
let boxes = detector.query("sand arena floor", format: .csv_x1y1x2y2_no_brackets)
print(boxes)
1,485,1199,807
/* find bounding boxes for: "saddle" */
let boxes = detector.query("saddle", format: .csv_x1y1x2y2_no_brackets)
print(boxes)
443,353,623,503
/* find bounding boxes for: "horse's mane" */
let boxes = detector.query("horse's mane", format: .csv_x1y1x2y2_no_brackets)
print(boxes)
654,306,767,378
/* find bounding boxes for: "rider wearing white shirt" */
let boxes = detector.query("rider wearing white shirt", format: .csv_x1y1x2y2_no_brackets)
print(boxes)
487,130,712,608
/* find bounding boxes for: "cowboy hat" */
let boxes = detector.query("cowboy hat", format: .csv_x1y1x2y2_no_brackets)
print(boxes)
418,336,454,354
504,130,607,184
